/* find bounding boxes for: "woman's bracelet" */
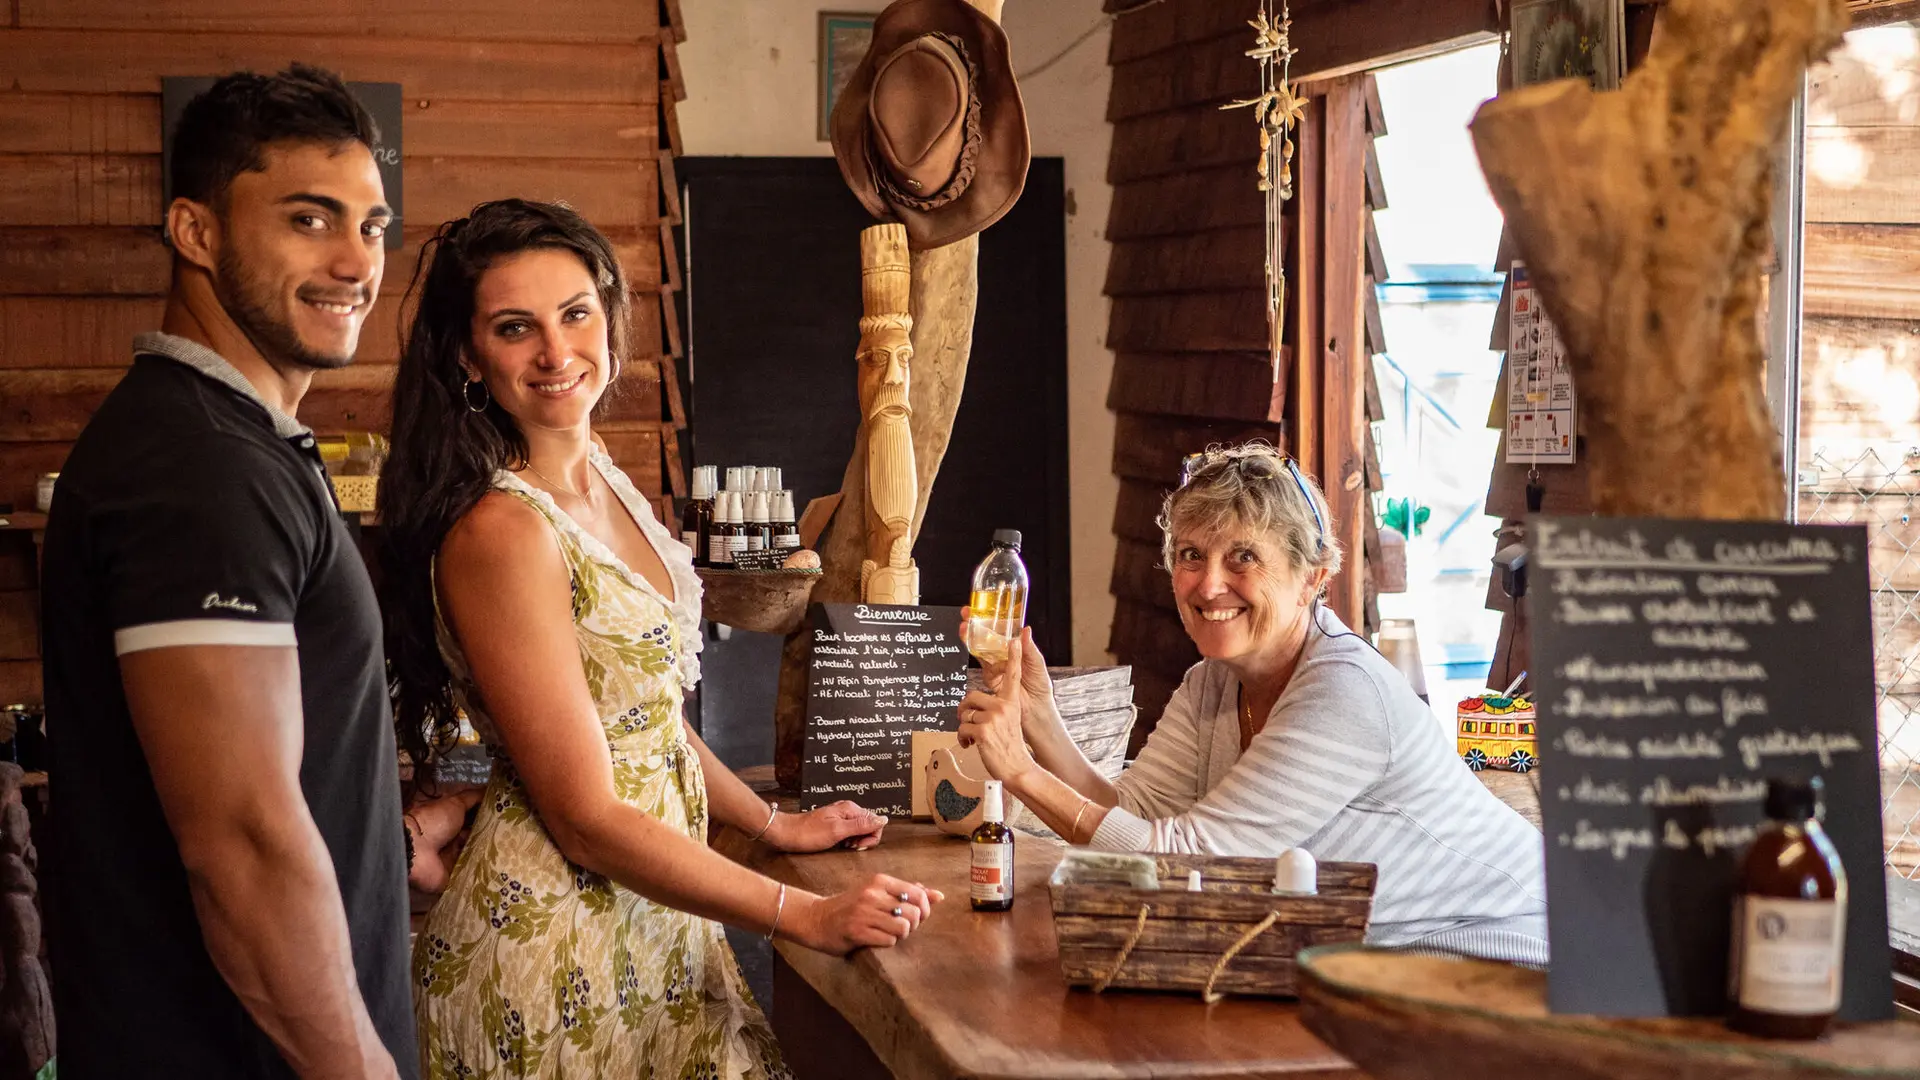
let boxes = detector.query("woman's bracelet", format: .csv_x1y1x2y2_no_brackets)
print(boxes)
1070,798,1094,844
749,801,779,843
766,882,788,941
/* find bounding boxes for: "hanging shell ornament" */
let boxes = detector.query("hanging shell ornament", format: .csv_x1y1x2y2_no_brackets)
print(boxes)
1220,0,1296,373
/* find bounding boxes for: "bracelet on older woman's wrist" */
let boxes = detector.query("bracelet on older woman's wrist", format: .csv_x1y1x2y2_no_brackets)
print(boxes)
749,801,779,843
1070,798,1094,844
766,882,788,941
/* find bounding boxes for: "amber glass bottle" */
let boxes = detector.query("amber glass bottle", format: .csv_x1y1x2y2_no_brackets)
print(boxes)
681,466,715,567
1727,777,1847,1040
969,780,1014,912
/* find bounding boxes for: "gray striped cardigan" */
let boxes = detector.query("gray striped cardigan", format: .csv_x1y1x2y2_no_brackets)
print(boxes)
1090,607,1551,966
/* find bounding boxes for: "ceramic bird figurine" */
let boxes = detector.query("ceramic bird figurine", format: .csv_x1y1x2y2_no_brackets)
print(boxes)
926,744,988,835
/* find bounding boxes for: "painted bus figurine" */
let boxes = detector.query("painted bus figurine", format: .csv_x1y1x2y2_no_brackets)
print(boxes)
1456,692,1538,773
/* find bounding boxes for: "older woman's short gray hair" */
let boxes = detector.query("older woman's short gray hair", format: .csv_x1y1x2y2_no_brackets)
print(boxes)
1157,442,1343,580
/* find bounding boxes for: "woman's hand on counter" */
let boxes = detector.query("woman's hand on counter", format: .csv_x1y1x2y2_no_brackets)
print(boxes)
766,801,888,853
956,634,1039,787
784,875,946,956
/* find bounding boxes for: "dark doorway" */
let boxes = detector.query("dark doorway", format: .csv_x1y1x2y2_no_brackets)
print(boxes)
678,157,1069,771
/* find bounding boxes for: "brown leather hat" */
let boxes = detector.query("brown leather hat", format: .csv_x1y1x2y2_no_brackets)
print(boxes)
830,0,1029,251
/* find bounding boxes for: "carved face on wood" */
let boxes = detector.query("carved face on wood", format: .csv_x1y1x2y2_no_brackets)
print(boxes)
857,319,913,422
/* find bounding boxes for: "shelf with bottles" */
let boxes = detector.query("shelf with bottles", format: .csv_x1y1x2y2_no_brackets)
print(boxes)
685,463,822,634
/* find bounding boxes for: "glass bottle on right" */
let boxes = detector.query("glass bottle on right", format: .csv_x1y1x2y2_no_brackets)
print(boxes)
966,529,1028,665
1727,776,1847,1040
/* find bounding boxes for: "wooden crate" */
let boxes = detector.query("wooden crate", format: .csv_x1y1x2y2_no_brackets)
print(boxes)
1050,854,1376,999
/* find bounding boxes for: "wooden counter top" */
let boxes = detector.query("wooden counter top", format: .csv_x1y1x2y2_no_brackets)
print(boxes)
728,821,1362,1080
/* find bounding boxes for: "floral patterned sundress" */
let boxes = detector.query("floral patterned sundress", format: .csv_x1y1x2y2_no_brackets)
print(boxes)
413,456,791,1080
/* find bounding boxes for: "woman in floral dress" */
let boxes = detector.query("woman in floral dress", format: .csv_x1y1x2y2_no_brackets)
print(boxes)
380,200,944,1079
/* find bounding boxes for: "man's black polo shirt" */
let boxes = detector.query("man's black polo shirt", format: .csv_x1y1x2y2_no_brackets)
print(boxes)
41,332,416,1078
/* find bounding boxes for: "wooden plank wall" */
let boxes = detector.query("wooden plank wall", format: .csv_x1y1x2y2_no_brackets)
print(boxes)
0,0,685,705
1102,0,1386,745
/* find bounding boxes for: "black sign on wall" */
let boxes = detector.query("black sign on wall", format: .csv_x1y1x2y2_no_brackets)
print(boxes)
1530,516,1892,1020
161,77,403,250
802,603,967,818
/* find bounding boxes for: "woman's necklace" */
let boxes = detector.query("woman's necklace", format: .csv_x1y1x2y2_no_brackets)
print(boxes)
527,462,589,500
1237,619,1315,752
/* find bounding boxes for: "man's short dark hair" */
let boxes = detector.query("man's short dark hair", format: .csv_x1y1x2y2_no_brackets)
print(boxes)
171,63,379,211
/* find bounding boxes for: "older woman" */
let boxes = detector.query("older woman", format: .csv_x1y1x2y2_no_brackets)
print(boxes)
959,443,1548,964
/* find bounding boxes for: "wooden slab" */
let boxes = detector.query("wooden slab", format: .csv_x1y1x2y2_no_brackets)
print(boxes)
730,823,1363,1080
1105,33,1261,121
1807,126,1920,225
0,226,659,297
1107,165,1264,241
1105,351,1287,423
1109,411,1282,486
1109,104,1253,185
1112,477,1174,545
16,0,657,43
1106,226,1273,296
1298,946,1920,1080
1804,223,1920,319
0,28,658,102
1107,290,1270,353
1110,535,1176,613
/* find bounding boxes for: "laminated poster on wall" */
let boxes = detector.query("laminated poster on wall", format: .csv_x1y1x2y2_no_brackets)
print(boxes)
1504,261,1578,467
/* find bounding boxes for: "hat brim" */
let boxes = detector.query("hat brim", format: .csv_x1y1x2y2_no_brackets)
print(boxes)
831,0,1030,251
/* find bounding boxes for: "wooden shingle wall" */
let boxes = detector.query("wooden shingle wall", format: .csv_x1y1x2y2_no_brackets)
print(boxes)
1102,0,1386,744
0,0,682,704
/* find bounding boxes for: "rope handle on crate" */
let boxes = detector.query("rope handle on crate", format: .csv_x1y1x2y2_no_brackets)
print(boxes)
1090,904,1152,993
1202,910,1284,1003
1090,906,1287,1002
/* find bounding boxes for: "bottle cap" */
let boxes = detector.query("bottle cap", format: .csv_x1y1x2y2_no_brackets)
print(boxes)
749,490,771,523
691,466,715,500
992,528,1022,549
1764,776,1822,821
724,467,743,492
776,490,795,522
981,779,1005,824
765,467,783,492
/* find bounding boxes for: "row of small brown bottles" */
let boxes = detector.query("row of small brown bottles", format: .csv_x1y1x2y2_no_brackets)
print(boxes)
679,465,801,568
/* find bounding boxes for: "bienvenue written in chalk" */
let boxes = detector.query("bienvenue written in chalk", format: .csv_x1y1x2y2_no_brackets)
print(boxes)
1528,517,1891,1019
801,603,967,817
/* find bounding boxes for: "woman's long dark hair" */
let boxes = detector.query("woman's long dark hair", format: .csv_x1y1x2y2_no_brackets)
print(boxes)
381,198,632,785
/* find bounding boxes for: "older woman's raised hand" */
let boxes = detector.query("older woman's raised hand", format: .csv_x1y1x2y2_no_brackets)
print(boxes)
959,613,1057,718
956,631,1039,786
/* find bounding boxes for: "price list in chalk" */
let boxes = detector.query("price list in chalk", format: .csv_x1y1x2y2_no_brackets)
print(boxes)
802,603,968,818
1529,517,1891,1019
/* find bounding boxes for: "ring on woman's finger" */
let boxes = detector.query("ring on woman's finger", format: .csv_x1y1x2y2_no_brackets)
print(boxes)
891,906,903,917
899,892,912,902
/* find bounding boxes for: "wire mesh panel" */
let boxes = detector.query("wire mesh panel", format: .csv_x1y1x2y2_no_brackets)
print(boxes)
1798,444,1920,879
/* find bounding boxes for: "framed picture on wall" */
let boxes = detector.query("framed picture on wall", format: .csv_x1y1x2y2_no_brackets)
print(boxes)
818,12,877,141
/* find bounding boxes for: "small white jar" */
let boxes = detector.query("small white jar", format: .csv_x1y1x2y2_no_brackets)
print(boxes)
35,473,58,513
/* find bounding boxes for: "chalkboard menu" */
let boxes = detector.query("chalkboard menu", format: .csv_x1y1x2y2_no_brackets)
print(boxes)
802,603,967,818
1531,517,1892,1019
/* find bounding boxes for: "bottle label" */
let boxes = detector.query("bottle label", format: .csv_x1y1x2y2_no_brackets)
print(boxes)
970,842,1013,903
709,535,731,565
774,535,801,551
681,529,698,550
1733,896,1844,1015
746,534,766,552
727,535,749,555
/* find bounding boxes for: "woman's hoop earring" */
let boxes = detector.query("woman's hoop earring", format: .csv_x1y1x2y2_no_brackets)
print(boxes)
463,378,491,413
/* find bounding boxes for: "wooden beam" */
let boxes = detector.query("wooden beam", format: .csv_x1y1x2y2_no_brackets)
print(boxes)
16,0,658,42
659,154,683,226
1109,102,1251,184
0,153,659,230
1318,78,1371,630
1106,597,1200,682
1110,411,1282,487
1105,351,1288,423
1364,211,1389,282
660,94,685,159
0,28,658,101
0,226,659,297
1364,286,1388,357
660,0,688,43
1107,165,1264,241
1112,477,1174,546
1107,0,1496,74
1364,75,1388,137
1804,223,1920,319
1109,536,1176,612
1848,0,1920,28
1807,127,1920,225
661,37,687,102
1291,98,1324,480
1105,32,1261,121
1363,140,1388,211
1104,225,1272,295
593,425,663,495
1108,290,1269,353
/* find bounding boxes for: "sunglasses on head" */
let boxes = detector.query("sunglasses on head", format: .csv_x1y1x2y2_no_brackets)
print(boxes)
1178,450,1328,546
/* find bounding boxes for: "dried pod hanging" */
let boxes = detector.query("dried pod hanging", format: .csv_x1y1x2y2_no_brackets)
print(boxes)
1221,0,1298,373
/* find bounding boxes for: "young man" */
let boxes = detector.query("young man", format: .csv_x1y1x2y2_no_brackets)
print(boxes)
42,66,424,1078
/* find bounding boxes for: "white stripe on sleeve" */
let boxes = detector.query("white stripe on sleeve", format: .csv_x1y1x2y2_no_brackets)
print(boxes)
114,619,298,655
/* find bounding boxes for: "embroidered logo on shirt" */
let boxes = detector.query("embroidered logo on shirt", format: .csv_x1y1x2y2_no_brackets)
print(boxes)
202,592,261,614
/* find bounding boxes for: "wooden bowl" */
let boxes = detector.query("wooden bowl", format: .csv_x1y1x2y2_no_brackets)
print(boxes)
1296,944,1920,1080
696,566,822,635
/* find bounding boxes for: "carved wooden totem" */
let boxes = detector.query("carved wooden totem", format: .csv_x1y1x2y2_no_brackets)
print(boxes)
857,223,921,604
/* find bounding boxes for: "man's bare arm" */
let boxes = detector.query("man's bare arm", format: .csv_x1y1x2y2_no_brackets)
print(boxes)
121,645,399,1080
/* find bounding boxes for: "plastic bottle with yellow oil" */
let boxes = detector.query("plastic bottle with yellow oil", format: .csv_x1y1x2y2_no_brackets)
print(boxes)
967,530,1029,665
